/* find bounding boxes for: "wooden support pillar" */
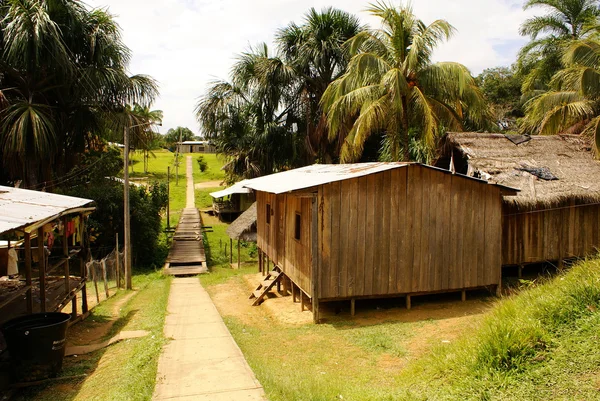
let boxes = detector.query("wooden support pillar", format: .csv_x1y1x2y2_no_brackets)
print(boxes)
258,250,262,273
495,281,502,297
102,259,110,298
311,195,319,324
291,282,296,302
24,233,33,313
300,292,305,312
115,233,120,289
351,298,356,317
63,217,70,296
406,294,411,310
461,290,466,302
237,240,241,270
230,238,233,264
81,215,88,314
37,227,46,313
558,258,564,270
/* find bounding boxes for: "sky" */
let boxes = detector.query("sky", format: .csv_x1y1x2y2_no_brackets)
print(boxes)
86,0,535,135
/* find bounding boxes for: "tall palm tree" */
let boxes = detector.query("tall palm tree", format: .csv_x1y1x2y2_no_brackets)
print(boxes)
518,0,600,93
521,38,600,151
321,2,489,162
277,8,364,162
0,0,158,187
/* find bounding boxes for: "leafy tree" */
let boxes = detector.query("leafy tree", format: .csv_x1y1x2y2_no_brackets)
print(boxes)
0,0,158,187
277,8,364,162
163,127,196,150
521,38,600,151
518,0,600,93
477,67,524,131
321,2,489,162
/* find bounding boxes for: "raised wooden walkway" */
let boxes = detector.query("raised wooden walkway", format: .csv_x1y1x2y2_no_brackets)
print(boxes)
164,157,207,276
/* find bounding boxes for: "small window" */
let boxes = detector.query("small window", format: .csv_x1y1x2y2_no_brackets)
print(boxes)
266,204,271,224
294,213,301,241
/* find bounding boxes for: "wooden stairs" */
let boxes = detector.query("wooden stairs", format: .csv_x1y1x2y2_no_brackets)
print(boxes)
249,267,283,306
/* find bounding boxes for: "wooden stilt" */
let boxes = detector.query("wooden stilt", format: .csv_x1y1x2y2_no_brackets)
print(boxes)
81,215,88,314
230,239,233,264
495,281,502,297
63,216,70,296
351,298,356,317
37,227,46,313
461,290,466,302
258,251,262,273
518,264,523,278
300,292,305,312
406,295,411,310
237,240,241,270
71,294,77,319
291,282,296,302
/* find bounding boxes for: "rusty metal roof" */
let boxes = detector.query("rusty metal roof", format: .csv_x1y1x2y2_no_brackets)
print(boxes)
0,186,94,234
243,163,408,194
243,162,520,194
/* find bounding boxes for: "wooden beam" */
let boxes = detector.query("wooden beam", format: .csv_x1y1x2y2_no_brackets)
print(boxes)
406,294,411,310
311,196,320,324
351,298,355,317
237,240,241,270
461,290,466,302
81,214,88,314
230,238,233,264
63,217,70,296
24,233,33,313
37,226,46,312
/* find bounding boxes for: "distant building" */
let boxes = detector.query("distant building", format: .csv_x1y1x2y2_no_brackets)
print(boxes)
176,140,215,154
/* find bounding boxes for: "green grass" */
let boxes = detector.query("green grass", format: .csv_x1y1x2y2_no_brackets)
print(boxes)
16,271,171,401
190,153,227,183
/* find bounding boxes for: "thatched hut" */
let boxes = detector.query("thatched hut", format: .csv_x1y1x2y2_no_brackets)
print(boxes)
439,133,600,269
226,203,257,269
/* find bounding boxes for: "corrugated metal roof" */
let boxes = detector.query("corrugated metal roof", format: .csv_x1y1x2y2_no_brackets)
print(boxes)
242,162,520,194
0,186,94,234
243,163,407,194
210,180,252,198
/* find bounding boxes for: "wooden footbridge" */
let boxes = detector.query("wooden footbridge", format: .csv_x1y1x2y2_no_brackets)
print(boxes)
164,208,207,276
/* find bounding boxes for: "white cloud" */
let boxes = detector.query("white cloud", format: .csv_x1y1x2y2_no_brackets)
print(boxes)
86,0,534,135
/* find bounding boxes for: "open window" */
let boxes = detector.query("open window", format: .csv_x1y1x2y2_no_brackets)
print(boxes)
294,213,301,241
266,203,271,225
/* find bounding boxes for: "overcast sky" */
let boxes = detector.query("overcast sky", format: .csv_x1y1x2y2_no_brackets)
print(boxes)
86,0,535,135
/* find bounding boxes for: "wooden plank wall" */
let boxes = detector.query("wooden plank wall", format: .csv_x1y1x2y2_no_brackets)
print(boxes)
502,203,600,265
256,191,313,294
318,165,503,300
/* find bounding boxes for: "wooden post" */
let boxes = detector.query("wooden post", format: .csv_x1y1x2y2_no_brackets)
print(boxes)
461,290,466,302
258,250,262,273
406,295,411,310
300,291,304,312
92,262,100,303
24,233,33,313
166,167,171,230
81,215,88,313
237,240,241,270
63,217,70,296
518,264,523,279
351,298,356,317
37,227,46,312
102,259,110,298
115,233,120,289
230,239,233,264
311,196,320,324
291,282,296,303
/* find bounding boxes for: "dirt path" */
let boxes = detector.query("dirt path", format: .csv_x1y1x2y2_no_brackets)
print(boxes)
194,180,223,189
153,158,266,400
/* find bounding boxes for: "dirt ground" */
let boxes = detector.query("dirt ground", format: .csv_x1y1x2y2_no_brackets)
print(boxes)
208,272,493,362
194,180,223,189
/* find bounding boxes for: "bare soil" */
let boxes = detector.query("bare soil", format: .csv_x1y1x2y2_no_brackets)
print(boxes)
194,180,223,189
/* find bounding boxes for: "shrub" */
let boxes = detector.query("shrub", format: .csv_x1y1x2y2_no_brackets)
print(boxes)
197,156,208,172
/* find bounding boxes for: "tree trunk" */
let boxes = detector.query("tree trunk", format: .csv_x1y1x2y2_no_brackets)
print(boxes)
401,96,410,162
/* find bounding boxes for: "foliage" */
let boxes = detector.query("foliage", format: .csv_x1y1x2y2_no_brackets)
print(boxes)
0,0,158,187
521,38,600,151
196,8,363,179
196,155,208,172
517,0,600,93
476,66,524,131
163,126,196,150
322,2,490,162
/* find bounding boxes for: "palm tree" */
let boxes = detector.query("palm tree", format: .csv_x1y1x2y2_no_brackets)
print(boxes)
277,8,364,162
518,0,600,93
521,38,600,151
0,0,158,187
321,2,489,162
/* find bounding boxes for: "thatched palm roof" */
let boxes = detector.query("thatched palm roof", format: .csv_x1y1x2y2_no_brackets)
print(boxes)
442,133,600,209
226,202,257,241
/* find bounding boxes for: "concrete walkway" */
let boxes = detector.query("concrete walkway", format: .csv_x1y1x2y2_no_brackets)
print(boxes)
153,157,266,400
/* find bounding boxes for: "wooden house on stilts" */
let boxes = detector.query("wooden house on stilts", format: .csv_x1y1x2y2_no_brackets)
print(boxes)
439,133,600,276
244,163,517,323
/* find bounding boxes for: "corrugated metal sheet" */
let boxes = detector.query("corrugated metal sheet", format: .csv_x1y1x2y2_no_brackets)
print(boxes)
243,163,407,194
243,162,520,194
0,186,94,234
210,180,252,198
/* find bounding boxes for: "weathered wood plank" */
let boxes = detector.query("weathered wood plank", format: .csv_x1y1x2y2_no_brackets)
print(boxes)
389,169,401,294
330,182,342,298
380,171,391,295
320,186,331,298
346,178,360,297
410,166,423,292
356,177,368,297
365,174,376,295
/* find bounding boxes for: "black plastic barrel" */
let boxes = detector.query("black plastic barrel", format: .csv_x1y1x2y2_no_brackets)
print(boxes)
1,312,71,382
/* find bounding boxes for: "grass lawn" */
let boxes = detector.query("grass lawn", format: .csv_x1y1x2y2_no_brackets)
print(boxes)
16,271,171,401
